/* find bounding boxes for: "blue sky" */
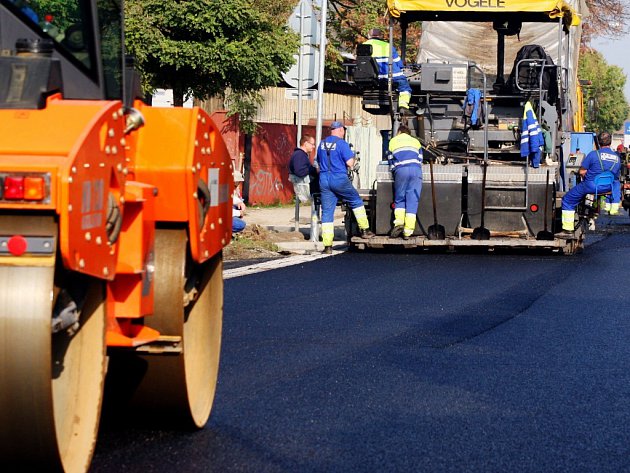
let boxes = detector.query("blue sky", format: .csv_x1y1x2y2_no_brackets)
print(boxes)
591,35,630,101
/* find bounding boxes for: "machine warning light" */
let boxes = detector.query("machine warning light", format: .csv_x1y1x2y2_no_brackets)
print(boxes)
24,177,46,200
1,173,49,202
529,203,539,212
4,176,24,200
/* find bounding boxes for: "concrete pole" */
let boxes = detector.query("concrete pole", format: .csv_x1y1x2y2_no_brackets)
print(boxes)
294,0,306,232
311,0,328,243
315,0,327,147
297,0,305,146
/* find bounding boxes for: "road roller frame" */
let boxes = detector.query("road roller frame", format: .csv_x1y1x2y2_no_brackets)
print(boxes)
0,1,232,471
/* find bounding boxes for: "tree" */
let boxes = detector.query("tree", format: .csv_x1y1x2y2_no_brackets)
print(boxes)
578,49,629,132
583,0,630,44
30,0,80,31
124,0,297,132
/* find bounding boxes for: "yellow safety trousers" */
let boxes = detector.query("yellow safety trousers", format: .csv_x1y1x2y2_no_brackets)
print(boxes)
561,210,575,231
404,213,416,237
393,208,405,227
353,206,370,230
322,222,334,247
399,92,411,109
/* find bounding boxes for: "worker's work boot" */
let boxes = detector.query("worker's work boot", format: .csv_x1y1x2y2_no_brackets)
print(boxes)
322,246,332,255
360,228,375,239
389,225,404,238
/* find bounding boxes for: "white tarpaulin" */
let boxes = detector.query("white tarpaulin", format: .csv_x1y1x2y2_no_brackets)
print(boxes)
418,22,561,76
416,0,587,126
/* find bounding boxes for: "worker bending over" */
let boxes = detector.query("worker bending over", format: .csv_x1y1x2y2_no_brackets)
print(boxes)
388,125,423,239
317,121,374,254
558,131,620,237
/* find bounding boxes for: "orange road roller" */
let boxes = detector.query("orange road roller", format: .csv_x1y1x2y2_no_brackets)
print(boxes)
0,1,232,471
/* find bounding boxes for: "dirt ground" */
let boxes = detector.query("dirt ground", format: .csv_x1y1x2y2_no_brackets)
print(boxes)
223,224,306,261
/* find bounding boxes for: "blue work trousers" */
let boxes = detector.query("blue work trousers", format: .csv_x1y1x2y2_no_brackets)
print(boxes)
320,172,363,223
378,77,412,94
393,166,422,213
393,76,412,94
562,180,620,210
232,217,246,233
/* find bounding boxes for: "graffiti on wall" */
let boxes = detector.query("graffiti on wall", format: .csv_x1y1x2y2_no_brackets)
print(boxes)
273,133,292,158
249,169,285,200
249,124,317,204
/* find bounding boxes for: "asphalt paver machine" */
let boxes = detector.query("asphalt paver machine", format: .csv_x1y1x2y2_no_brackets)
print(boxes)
0,1,232,471
346,0,588,254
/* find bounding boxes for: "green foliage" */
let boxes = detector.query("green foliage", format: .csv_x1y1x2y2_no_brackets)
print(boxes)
579,49,630,132
327,0,421,79
224,90,264,135
124,0,298,130
32,0,81,32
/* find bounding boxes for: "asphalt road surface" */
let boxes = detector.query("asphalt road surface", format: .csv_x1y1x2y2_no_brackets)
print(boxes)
92,229,630,472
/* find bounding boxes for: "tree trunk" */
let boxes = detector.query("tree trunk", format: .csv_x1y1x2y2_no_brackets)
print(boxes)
173,84,185,107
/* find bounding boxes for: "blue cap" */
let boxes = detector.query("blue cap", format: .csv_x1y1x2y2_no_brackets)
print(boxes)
330,121,346,130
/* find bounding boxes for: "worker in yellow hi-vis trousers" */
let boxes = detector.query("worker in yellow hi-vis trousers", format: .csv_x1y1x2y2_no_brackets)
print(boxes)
316,121,374,254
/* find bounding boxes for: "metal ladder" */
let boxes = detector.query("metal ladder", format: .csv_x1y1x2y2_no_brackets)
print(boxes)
482,162,530,212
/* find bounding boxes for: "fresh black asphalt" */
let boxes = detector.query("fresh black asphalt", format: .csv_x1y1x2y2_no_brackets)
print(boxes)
92,230,630,472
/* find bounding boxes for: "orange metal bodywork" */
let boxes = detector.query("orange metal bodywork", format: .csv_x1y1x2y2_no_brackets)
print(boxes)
0,95,232,348
0,95,127,278
131,102,233,262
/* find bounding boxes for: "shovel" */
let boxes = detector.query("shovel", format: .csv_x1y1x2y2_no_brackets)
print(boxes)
536,169,554,240
472,161,491,240
427,157,445,240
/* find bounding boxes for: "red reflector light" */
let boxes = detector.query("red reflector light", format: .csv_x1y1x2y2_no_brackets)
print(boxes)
7,235,27,256
530,203,539,212
24,177,45,200
4,176,24,200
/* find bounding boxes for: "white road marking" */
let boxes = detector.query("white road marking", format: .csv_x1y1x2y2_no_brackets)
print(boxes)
223,252,336,279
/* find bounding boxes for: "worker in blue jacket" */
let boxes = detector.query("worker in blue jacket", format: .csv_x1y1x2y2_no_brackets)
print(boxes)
364,28,412,114
558,131,621,237
388,125,423,239
317,121,374,254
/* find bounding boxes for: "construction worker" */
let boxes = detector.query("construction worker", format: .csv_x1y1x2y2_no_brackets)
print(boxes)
558,131,621,238
232,171,247,233
363,28,412,114
317,121,374,254
388,125,422,239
